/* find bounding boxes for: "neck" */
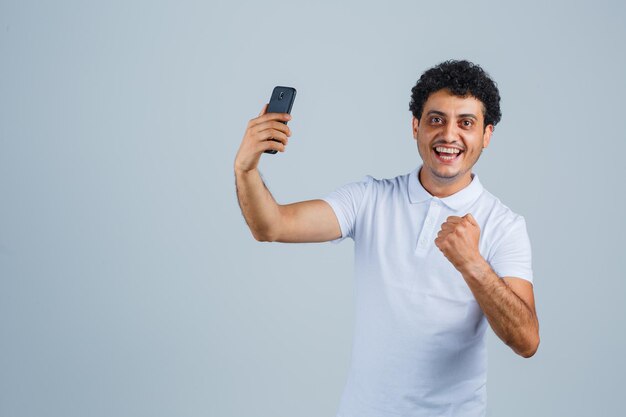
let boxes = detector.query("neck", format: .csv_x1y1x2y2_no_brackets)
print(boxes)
418,167,473,198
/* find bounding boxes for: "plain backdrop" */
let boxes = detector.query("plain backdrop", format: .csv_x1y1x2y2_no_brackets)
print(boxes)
1,1,625,416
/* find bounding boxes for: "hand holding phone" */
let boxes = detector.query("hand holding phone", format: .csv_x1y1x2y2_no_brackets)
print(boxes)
234,86,295,173
264,86,296,154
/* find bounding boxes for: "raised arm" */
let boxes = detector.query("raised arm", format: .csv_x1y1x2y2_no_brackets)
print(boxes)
435,214,540,358
234,104,341,243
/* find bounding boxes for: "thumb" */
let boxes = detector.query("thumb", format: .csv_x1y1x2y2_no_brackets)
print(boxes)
464,213,478,226
259,103,269,116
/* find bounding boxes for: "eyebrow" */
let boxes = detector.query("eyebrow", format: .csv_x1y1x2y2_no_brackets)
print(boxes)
426,110,478,120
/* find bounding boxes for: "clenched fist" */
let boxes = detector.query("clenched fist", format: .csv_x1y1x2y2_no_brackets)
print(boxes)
434,214,483,274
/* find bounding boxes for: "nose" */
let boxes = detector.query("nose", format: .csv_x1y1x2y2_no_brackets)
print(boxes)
442,121,459,141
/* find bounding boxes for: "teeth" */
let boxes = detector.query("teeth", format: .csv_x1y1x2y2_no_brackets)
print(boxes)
435,146,461,154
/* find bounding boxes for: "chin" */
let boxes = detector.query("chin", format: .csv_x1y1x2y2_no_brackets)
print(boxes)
430,165,462,181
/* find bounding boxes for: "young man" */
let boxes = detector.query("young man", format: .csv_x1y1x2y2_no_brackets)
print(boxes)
234,60,539,417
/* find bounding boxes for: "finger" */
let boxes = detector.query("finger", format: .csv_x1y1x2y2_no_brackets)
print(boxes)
446,216,463,224
247,105,273,129
258,129,289,145
259,138,286,153
464,213,478,226
250,112,292,128
440,222,455,231
252,120,292,137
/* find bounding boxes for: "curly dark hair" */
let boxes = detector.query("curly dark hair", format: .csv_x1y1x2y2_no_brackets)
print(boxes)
409,60,502,128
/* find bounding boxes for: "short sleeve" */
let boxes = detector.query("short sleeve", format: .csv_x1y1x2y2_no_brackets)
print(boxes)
321,175,373,244
489,215,534,283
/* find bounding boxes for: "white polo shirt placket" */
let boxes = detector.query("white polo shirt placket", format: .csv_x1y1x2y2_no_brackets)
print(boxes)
415,198,443,256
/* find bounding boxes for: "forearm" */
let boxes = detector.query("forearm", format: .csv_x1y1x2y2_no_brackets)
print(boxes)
461,260,539,357
234,168,281,241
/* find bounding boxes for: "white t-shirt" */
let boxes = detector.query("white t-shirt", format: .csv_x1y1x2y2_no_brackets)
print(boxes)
321,166,533,417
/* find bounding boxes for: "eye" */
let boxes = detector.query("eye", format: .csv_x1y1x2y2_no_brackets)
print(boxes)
461,119,474,128
430,116,443,124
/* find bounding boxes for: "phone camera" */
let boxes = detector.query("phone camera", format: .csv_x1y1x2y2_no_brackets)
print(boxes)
278,91,284,100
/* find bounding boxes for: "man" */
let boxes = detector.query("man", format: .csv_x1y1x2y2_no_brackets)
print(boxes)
234,60,539,417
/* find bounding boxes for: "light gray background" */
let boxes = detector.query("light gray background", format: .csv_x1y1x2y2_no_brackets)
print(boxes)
1,1,625,416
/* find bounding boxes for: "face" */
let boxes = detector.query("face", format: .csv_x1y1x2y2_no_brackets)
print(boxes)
412,89,493,189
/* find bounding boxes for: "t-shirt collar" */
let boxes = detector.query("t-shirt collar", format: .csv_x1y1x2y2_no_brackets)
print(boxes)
408,165,484,210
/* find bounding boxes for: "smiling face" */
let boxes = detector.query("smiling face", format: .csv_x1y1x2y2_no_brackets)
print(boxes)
412,88,494,197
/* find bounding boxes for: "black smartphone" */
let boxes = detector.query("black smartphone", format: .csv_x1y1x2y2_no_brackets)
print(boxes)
263,86,297,154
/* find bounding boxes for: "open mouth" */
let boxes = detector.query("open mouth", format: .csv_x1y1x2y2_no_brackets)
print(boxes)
433,146,464,162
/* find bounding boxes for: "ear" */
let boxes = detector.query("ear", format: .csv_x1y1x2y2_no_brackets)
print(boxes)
412,116,419,140
482,124,494,149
